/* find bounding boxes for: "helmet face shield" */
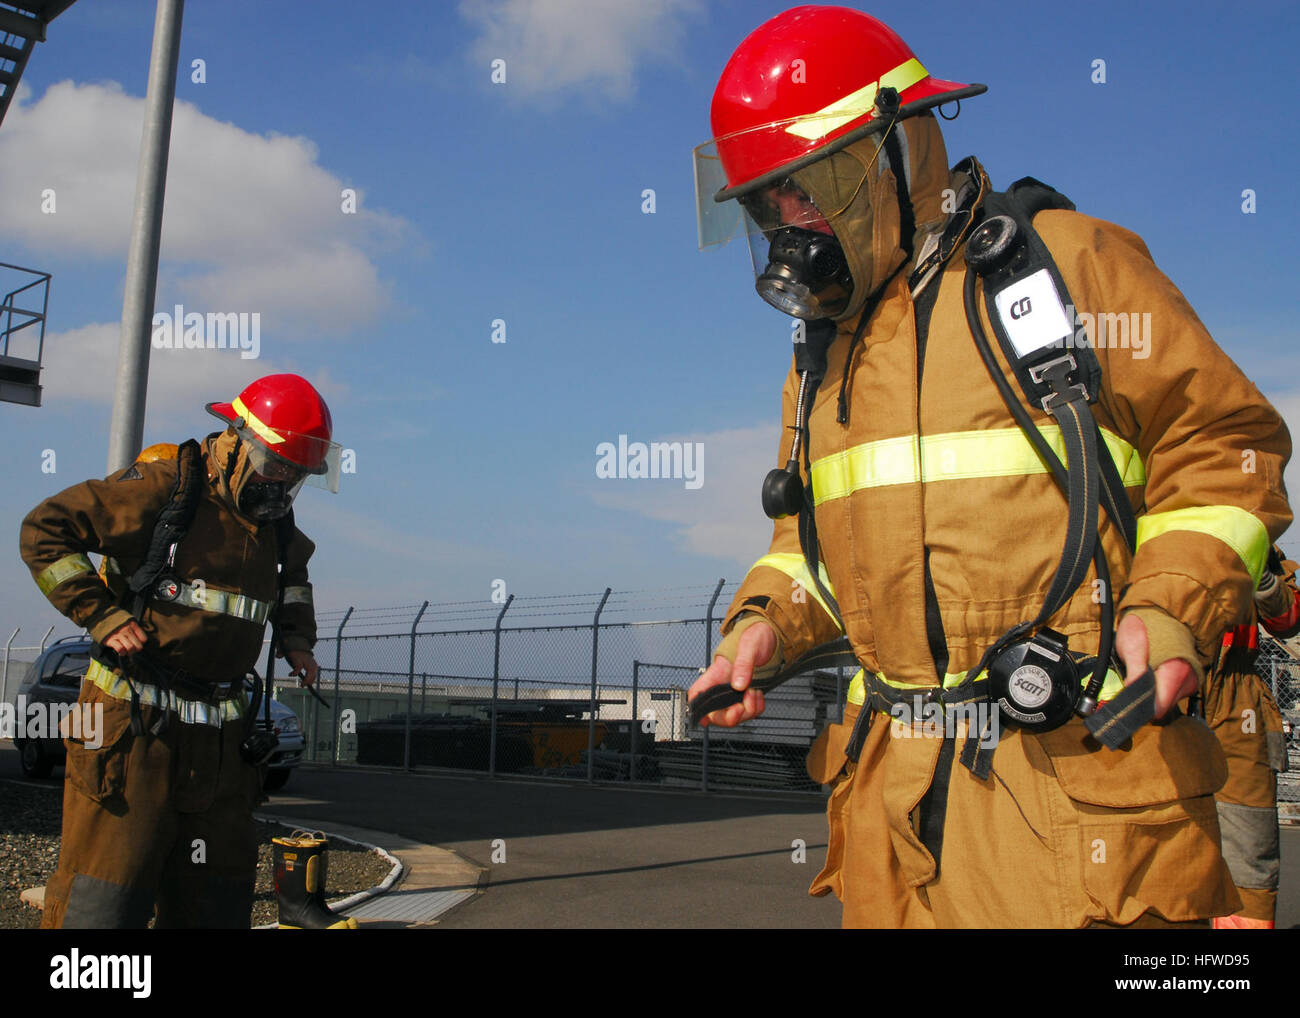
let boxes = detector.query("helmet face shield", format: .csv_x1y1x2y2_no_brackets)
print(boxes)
236,424,342,494
693,110,874,250
693,139,741,249
699,173,855,320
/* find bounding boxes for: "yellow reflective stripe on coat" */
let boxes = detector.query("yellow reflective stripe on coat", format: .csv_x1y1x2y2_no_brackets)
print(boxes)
36,553,95,596
748,552,838,625
1136,505,1271,585
810,426,1144,507
281,585,313,607
231,395,286,446
846,666,1125,708
86,659,248,727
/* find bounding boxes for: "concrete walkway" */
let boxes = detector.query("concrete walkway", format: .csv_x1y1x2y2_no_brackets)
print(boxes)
256,813,483,928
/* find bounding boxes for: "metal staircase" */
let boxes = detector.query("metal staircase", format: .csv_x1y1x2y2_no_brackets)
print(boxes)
1,2,77,404
0,1,78,129
0,262,50,406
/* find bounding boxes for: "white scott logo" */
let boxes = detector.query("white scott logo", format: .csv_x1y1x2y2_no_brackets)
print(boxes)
50,949,151,998
1009,664,1052,709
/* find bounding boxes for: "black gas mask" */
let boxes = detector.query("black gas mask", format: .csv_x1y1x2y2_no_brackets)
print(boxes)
754,227,854,320
238,479,294,522
738,179,856,321
227,434,307,524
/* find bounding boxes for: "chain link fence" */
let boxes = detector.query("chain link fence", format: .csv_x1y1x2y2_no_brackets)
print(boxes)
1253,634,1300,803
274,583,848,795
16,592,1300,801
0,625,59,705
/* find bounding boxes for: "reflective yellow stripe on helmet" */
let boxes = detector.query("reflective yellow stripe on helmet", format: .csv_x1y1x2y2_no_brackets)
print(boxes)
846,666,1125,709
36,553,95,596
231,395,286,446
810,426,1143,507
785,58,929,141
1136,505,1271,585
747,552,839,628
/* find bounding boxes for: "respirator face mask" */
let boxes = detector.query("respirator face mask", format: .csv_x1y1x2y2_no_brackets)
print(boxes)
235,440,308,522
739,179,854,320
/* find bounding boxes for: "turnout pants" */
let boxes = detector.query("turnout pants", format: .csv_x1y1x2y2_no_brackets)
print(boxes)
1203,649,1285,927
806,701,1239,928
41,680,263,929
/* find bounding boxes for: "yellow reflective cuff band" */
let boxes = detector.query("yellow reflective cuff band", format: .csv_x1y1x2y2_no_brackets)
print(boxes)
36,553,95,596
86,658,248,727
282,585,313,607
810,427,1142,507
1136,505,1271,585
784,58,928,141
231,395,286,446
748,552,838,625
846,666,1126,709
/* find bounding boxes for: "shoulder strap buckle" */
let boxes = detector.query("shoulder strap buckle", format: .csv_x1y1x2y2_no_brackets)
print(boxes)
1028,352,1090,410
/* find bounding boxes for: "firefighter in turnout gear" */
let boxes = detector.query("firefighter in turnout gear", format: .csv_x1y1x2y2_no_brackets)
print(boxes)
688,6,1291,928
21,373,340,929
1204,546,1300,928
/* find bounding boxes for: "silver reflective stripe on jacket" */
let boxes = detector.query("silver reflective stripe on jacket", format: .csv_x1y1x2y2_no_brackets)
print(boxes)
86,659,248,728
170,582,272,625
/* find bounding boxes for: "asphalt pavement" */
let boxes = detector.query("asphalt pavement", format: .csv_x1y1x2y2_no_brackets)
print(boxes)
4,745,1300,929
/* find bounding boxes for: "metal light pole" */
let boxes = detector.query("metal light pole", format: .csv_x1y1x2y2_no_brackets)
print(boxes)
2,628,20,705
107,0,184,474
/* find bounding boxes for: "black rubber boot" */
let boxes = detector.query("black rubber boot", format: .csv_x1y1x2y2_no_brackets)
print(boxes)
272,830,359,929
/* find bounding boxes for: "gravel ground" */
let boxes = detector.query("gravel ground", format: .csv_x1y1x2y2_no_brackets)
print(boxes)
0,779,393,928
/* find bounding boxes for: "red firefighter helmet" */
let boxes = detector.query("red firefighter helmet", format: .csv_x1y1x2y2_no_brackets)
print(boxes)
206,374,340,491
694,5,985,246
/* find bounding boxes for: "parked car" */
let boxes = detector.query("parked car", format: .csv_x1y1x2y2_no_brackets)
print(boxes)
12,636,304,791
11,636,86,781
251,685,305,791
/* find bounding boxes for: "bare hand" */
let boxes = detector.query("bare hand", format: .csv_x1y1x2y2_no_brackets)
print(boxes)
104,620,148,656
285,650,319,688
688,621,778,727
1115,613,1197,720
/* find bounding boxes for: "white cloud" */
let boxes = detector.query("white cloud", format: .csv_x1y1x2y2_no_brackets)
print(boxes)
0,80,412,336
588,423,779,565
37,320,292,419
458,0,703,104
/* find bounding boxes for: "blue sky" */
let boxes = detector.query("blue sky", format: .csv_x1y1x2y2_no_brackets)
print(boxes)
2,0,1298,647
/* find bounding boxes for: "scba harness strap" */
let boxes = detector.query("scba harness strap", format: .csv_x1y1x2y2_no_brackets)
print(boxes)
696,178,1156,770
107,440,299,738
